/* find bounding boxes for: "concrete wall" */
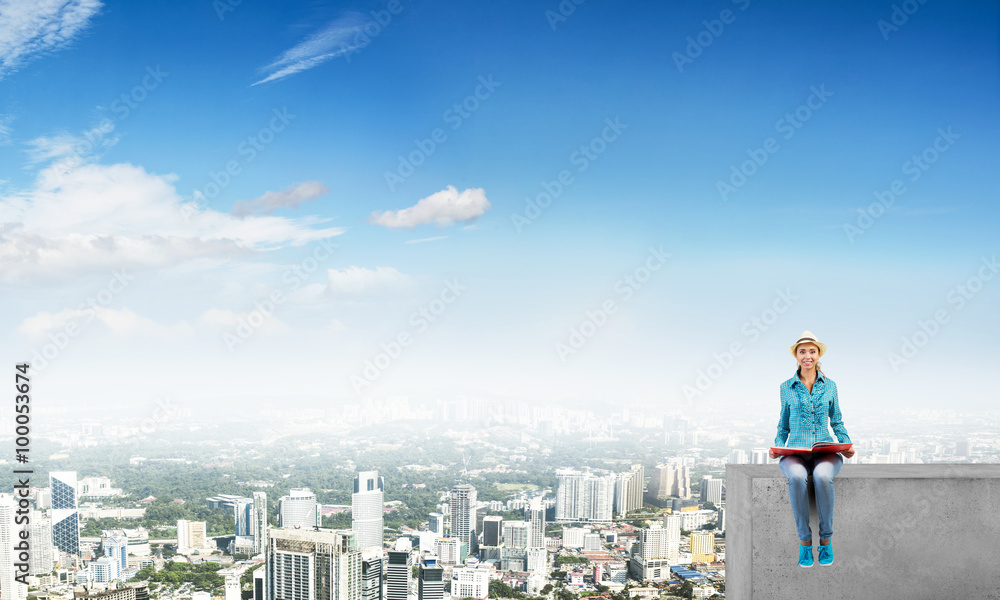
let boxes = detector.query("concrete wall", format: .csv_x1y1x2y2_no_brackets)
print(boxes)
725,464,1000,600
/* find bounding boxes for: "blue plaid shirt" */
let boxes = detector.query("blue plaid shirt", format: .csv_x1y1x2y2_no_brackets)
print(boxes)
774,370,852,448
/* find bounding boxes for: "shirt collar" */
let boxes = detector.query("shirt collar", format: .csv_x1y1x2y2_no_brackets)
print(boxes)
792,369,825,388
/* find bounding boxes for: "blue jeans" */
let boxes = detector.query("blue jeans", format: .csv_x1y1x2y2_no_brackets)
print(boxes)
778,453,844,544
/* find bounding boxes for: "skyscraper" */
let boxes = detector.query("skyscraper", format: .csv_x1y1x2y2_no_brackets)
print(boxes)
267,528,361,600
613,465,645,518
29,512,53,575
700,477,723,505
177,520,207,553
352,471,384,552
102,532,128,580
417,555,444,600
1,495,29,600
482,516,503,547
361,549,383,600
236,498,254,536
252,491,269,554
648,463,690,499
385,539,412,600
50,471,80,555
279,488,320,529
555,471,613,522
527,506,545,549
449,484,477,555
427,512,444,536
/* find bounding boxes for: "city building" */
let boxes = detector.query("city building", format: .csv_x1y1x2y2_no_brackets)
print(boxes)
176,520,207,554
78,476,122,498
266,528,361,600
30,512,54,575
500,547,527,572
728,449,748,464
715,507,725,533
72,582,149,600
235,498,254,537
435,537,467,566
527,506,545,548
418,555,444,600
427,512,444,536
613,465,645,518
51,471,81,555
361,549,383,600
451,558,492,599
648,463,690,500
555,470,613,522
751,448,769,465
583,533,602,552
385,538,411,600
482,515,503,547
1,494,29,600
561,527,589,548
252,492,268,554
450,484,478,553
278,489,321,529
101,533,128,580
691,532,716,562
700,476,722,505
525,547,547,574
629,522,679,582
502,520,529,549
352,471,384,552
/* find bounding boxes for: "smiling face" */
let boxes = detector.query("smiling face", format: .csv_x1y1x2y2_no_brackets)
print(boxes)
795,342,820,372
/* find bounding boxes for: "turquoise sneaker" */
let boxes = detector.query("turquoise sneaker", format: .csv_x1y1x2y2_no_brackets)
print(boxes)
798,544,814,568
818,543,833,566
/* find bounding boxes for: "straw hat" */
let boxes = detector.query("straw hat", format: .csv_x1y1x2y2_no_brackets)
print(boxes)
789,331,827,357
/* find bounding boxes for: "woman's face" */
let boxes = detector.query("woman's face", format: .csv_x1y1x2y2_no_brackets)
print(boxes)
796,343,820,371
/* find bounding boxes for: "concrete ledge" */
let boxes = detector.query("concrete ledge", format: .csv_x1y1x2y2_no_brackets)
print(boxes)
725,464,1000,600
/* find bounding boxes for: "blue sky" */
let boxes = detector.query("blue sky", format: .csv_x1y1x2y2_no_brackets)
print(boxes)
0,0,997,416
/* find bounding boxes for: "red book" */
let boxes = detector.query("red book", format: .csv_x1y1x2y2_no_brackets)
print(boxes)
770,442,853,456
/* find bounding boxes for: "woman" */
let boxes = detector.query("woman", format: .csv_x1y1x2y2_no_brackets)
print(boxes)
769,331,855,568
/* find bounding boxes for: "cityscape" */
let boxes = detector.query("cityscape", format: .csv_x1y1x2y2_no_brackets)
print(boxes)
2,402,998,600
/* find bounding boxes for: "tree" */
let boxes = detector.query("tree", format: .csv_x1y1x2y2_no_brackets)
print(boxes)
540,584,554,596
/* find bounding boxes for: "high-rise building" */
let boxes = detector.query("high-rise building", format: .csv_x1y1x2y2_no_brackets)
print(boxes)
715,507,725,533
956,439,972,458
30,512,54,575
252,492,268,555
177,520,207,553
1,494,29,600
279,489,321,529
691,532,716,562
527,506,545,548
648,463,690,499
102,533,128,580
361,550,383,600
482,515,503,548
525,547,547,574
628,522,679,582
427,512,444,536
50,471,81,555
502,521,529,549
417,555,444,600
385,539,411,600
700,477,722,505
561,527,589,549
613,465,644,518
449,484,477,554
266,528,361,600
751,448,769,465
352,471,384,552
728,449,748,464
556,471,614,522
236,498,254,537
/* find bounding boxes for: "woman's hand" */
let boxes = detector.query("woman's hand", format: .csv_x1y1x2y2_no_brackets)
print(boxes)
841,447,855,458
768,448,779,459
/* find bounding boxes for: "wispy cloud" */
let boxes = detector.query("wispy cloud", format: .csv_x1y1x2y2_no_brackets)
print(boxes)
405,236,448,244
231,181,329,217
0,114,13,144
0,0,103,79
252,15,365,86
370,186,491,229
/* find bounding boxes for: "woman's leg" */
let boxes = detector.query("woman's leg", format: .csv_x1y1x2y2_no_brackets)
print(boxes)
778,455,812,544
812,452,844,541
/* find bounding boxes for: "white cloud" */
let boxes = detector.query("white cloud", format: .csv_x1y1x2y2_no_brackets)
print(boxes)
0,0,103,79
325,266,412,296
0,113,12,144
0,126,344,283
369,186,491,229
406,236,448,244
23,119,116,165
231,181,329,217
198,308,289,335
252,15,365,86
328,318,345,331
18,307,193,340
